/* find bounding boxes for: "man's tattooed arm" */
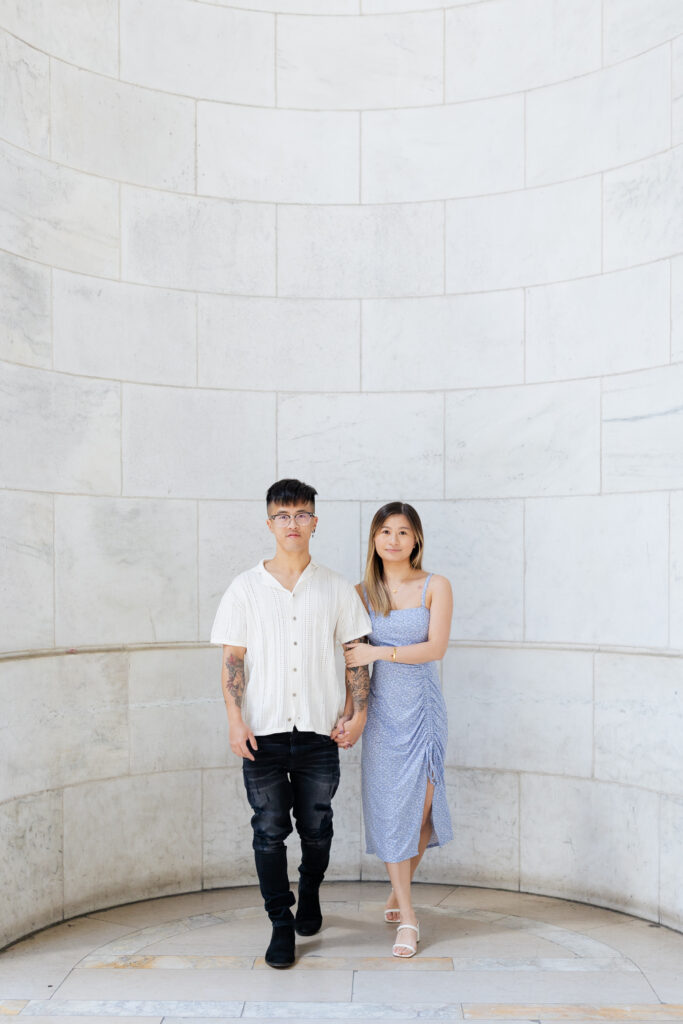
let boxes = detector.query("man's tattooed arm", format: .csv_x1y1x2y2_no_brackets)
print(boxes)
342,637,370,713
221,645,256,761
222,651,246,708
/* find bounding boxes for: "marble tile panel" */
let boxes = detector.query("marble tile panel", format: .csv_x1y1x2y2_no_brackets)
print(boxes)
129,648,226,773
526,264,670,382
244,1004,460,1019
586,918,683,970
55,968,351,1001
445,0,601,102
0,251,51,368
672,493,683,650
604,148,683,271
21,1004,240,1018
277,12,441,110
51,62,195,191
643,971,683,1004
526,49,670,186
278,392,443,499
674,36,683,99
202,768,259,888
524,493,669,647
361,292,524,391
0,919,132,998
0,142,119,276
122,385,275,499
445,380,601,499
53,272,196,385
660,795,683,932
211,0,357,9
120,0,274,105
197,296,359,391
17,1019,157,1024
359,500,523,641
0,363,120,495
362,96,523,203
363,0,466,8
0,490,53,653
54,496,197,646
0,30,49,155
603,0,683,62
0,791,63,951
0,0,118,75
198,106,357,204
121,187,275,295
674,97,683,147
446,178,601,292
354,968,656,1003
674,257,683,365
63,772,202,918
594,654,683,795
602,364,683,492
410,768,519,889
445,647,593,776
520,776,660,920
278,203,443,299
1,652,128,802
85,887,261,927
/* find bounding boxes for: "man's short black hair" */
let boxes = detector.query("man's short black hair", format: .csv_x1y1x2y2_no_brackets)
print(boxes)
266,478,317,509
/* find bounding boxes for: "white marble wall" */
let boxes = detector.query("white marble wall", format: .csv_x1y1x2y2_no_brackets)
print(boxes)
2,0,683,950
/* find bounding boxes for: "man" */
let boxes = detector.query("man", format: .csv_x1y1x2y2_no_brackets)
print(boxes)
211,478,371,969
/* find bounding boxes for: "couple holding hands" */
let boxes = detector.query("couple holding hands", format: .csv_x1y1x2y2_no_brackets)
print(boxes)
211,478,453,968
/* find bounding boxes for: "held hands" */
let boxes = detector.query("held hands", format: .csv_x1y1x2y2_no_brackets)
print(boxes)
229,716,258,761
330,712,366,750
343,642,377,668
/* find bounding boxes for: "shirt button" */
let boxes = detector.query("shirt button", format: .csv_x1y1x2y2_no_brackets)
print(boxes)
293,616,297,621
293,641,298,645
293,667,297,672
287,717,292,722
292,692,296,696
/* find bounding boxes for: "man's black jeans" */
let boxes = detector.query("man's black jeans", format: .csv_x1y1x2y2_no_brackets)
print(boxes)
242,728,340,927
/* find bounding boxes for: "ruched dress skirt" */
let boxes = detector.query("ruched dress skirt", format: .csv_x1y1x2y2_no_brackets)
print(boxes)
361,577,453,863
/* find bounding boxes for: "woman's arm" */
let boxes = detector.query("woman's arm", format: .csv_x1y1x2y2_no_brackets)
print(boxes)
344,575,452,668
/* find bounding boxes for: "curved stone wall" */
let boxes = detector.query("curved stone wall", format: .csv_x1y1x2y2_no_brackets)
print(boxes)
2,0,683,949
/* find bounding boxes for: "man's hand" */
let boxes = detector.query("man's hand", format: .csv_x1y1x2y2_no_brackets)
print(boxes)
332,711,366,749
229,716,258,761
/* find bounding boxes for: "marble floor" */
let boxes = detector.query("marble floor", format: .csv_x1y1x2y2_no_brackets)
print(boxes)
2,883,683,1023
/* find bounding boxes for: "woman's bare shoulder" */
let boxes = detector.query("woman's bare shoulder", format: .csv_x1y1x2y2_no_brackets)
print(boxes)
426,573,452,598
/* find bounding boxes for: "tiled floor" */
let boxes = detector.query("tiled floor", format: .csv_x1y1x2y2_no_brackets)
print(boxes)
2,883,683,1022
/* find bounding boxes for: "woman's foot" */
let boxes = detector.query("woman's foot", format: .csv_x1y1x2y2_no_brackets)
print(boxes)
384,890,400,923
392,920,420,958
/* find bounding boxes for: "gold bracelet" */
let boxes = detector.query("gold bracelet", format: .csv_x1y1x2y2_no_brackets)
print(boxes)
392,647,397,662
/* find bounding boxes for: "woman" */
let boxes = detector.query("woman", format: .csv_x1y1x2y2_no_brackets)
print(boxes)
343,501,453,958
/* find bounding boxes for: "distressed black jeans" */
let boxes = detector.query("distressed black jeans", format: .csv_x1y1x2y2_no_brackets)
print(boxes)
242,728,340,927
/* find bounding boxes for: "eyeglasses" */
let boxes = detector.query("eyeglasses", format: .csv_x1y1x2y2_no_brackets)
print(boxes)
269,512,317,526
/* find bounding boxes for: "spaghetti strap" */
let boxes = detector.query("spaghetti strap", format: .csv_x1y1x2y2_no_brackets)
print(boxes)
421,573,433,606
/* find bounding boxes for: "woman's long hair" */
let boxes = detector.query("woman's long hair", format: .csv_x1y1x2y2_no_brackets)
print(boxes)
364,502,425,617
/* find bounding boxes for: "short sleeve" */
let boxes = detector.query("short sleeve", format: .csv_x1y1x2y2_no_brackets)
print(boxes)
334,581,372,646
210,581,248,647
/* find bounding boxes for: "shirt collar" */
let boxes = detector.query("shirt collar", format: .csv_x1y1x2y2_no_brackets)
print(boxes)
254,558,319,592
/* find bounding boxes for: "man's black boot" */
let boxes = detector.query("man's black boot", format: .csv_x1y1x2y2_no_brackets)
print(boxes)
265,923,296,968
295,886,322,936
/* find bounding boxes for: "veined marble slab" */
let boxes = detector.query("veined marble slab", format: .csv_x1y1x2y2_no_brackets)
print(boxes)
20,1004,243,1018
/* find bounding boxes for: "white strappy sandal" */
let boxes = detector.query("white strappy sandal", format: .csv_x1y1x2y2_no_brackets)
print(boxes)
392,921,420,958
384,907,401,923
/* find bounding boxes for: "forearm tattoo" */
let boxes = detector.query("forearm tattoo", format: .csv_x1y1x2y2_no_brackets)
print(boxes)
343,637,370,713
223,653,246,708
